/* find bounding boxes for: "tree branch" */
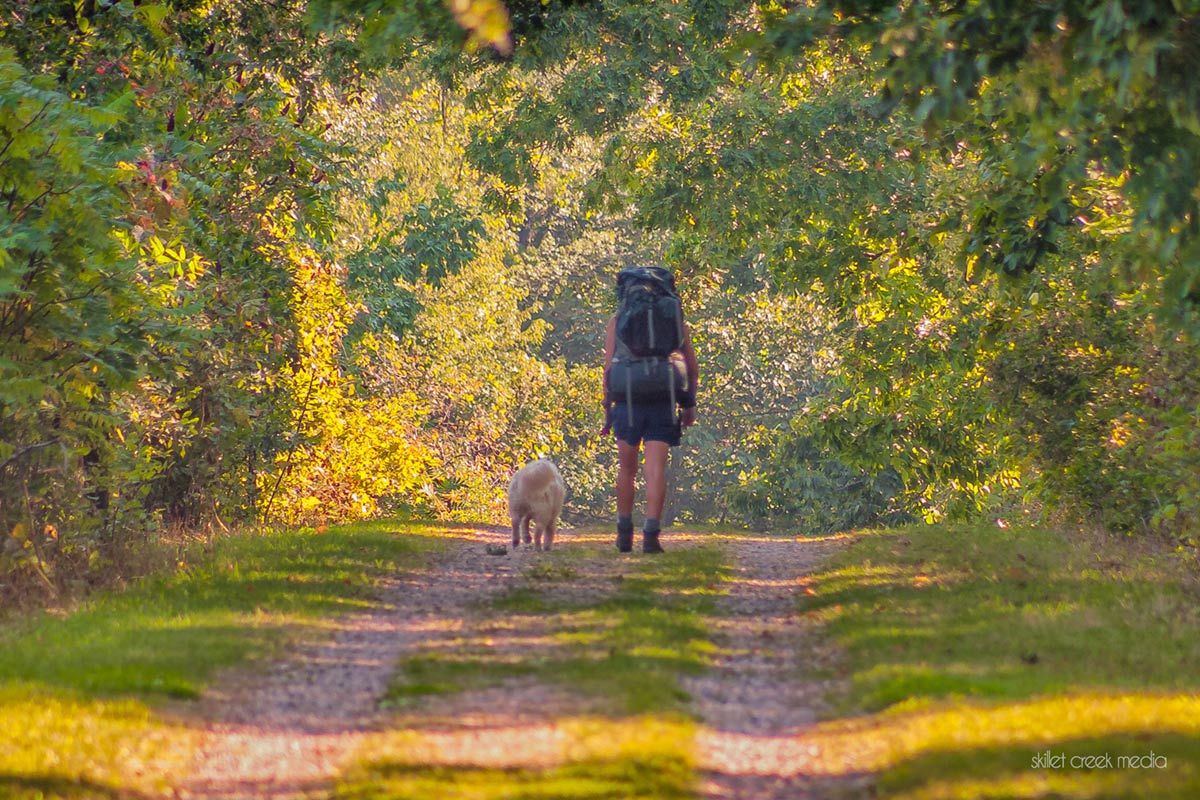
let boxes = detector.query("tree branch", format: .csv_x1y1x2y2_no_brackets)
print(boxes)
0,440,59,472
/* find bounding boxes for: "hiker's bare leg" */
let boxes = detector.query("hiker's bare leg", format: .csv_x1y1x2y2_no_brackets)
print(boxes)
616,439,641,517
642,440,670,521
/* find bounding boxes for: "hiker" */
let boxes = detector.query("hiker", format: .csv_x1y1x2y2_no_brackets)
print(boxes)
602,266,698,554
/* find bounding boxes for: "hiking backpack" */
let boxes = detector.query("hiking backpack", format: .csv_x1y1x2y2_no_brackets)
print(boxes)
615,266,684,358
607,266,688,423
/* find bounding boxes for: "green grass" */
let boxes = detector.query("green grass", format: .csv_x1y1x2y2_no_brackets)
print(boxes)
0,519,451,799
0,520,449,698
384,534,728,715
12,516,1193,799
337,716,697,800
363,531,729,799
0,684,200,799
799,521,1200,799
335,751,693,800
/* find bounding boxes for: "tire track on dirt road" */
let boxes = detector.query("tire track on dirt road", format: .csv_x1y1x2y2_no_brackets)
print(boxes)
684,532,874,800
174,527,870,799
175,525,516,800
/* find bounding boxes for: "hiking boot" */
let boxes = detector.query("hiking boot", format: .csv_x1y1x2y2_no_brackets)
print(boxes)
642,528,664,554
616,521,634,553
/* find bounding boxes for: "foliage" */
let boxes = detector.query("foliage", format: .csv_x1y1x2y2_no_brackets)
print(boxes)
324,73,599,524
381,235,584,521
450,0,1200,535
447,18,910,525
984,268,1200,538
0,0,363,593
0,47,164,589
256,256,436,524
345,183,486,339
766,1,1200,312
0,0,535,594
5,0,1200,608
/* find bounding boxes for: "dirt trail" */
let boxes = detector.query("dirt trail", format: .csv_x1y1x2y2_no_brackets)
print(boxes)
173,526,867,799
686,533,872,799
176,525,516,799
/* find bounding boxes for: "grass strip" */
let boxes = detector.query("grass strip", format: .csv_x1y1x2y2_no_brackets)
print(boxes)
338,711,696,799
799,521,1200,799
0,684,200,799
0,519,451,799
364,530,730,798
385,531,729,715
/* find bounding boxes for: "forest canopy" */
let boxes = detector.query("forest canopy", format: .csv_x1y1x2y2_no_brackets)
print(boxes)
2,0,1198,598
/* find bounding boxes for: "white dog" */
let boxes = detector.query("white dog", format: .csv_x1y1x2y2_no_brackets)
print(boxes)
507,459,566,551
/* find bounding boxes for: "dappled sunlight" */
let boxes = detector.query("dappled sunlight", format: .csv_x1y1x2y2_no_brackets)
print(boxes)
182,728,368,797
15,518,1195,799
337,691,1200,797
218,686,1196,798
841,615,1002,645
672,584,732,597
388,604,642,696
354,721,577,770
731,575,811,592
695,691,1200,786
865,691,1200,754
798,532,860,543
338,715,696,798
1016,599,1083,620
0,684,199,798
552,529,623,545
696,728,867,779
664,530,855,546
399,617,470,635
882,766,1196,800
350,520,508,541
814,563,919,590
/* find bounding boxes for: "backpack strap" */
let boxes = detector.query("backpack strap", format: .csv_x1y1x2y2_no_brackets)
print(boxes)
668,352,676,411
626,365,634,426
613,337,635,425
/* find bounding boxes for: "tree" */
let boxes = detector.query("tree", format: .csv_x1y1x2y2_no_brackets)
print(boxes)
0,52,156,576
763,1,1200,312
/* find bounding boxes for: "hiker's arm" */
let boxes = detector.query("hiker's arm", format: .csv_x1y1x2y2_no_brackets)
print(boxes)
603,316,616,409
680,324,698,402
601,317,617,435
679,324,698,427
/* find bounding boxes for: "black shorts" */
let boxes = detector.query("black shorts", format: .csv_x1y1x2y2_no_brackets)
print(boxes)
610,400,681,447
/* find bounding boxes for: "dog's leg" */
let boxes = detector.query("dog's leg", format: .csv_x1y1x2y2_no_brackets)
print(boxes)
511,518,521,548
522,516,533,545
543,521,554,551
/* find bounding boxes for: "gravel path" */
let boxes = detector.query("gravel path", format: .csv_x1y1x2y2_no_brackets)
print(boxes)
175,525,516,799
172,526,870,799
684,533,872,799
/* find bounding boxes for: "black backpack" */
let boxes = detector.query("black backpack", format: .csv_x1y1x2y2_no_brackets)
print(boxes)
607,267,687,420
615,266,683,357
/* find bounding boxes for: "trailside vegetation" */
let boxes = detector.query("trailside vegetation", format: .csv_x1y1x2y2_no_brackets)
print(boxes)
2,0,1199,600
